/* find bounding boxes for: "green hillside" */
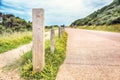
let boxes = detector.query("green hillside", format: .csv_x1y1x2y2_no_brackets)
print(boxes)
71,0,120,26
0,12,32,34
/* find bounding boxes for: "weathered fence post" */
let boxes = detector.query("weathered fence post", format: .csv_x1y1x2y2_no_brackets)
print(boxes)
61,27,63,34
58,27,61,38
32,8,45,72
50,27,55,53
61,25,65,34
63,26,65,32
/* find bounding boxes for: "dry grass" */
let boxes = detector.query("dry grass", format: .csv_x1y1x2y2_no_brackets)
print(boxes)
0,31,32,53
78,24,120,32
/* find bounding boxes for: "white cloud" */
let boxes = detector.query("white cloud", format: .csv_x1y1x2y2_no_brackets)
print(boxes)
1,0,113,25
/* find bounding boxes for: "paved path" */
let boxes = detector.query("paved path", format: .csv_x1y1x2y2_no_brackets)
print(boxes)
56,28,120,80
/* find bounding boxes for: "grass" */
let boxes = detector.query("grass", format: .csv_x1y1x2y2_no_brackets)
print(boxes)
20,32,68,80
0,31,32,53
0,27,55,54
77,24,120,32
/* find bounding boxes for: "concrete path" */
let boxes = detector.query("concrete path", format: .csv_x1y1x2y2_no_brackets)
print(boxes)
56,28,120,80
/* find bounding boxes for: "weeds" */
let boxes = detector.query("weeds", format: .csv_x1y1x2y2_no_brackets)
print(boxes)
20,32,67,80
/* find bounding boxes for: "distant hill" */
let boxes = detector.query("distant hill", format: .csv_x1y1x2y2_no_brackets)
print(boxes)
0,12,32,33
71,0,120,26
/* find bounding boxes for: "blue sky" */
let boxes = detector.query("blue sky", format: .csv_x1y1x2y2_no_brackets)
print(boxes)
0,0,113,26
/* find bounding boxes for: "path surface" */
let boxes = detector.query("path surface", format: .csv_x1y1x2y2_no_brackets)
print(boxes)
0,32,51,80
56,28,120,80
0,43,32,80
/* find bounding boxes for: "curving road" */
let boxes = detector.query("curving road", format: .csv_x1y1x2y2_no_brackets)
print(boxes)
56,28,120,80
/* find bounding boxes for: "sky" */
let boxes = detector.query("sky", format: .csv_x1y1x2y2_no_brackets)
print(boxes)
0,0,113,26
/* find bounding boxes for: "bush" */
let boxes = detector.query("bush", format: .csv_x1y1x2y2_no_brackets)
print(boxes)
5,29,13,34
0,25,6,34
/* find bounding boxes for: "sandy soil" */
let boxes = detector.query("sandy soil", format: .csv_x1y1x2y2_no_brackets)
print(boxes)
56,28,120,80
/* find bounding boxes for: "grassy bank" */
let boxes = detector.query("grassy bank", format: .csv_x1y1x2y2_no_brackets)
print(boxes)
20,32,67,80
0,31,32,53
77,24,120,32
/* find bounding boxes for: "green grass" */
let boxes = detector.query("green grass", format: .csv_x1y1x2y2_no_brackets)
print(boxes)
77,24,120,32
0,31,32,53
20,32,67,80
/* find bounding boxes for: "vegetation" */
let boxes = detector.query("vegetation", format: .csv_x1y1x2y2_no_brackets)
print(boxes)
77,24,120,32
0,12,32,34
45,25,59,32
20,32,67,80
0,31,32,53
71,0,120,26
45,25,59,29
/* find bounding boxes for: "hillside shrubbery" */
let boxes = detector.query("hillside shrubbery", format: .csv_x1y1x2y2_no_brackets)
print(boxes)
0,12,32,34
71,0,120,26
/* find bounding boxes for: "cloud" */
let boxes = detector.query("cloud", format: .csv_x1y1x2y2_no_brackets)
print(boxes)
0,0,113,25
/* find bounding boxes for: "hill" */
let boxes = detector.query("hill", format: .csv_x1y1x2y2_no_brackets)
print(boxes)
71,0,120,26
0,12,32,34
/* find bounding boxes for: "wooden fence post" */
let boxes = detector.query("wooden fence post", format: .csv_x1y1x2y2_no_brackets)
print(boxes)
61,27,63,34
32,8,45,72
58,27,61,38
50,27,55,53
